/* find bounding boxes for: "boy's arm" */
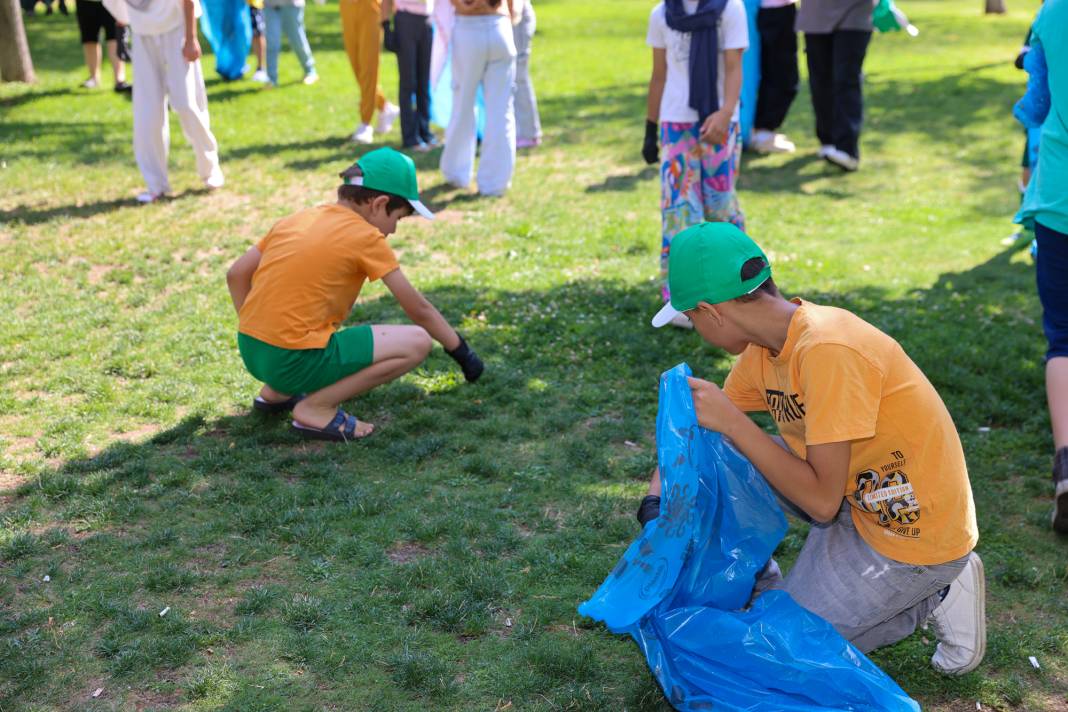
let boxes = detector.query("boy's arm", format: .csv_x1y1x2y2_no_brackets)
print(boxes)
226,246,261,314
689,377,852,523
381,268,461,350
182,0,202,61
700,48,742,145
644,48,667,164
381,0,393,20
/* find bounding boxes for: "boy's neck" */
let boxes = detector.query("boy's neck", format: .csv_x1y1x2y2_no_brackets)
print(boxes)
746,297,799,357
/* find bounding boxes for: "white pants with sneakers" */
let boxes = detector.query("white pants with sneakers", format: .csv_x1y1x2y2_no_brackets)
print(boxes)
132,25,223,195
439,14,516,196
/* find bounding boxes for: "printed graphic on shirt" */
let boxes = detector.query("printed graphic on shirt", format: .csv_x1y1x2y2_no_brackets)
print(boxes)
851,450,921,538
765,389,805,423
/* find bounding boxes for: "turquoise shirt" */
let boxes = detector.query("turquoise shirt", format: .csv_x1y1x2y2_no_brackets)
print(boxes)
1018,0,1068,234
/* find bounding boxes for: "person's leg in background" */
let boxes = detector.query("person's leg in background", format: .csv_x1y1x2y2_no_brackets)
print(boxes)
279,3,317,83
412,10,433,145
475,16,517,195
264,4,283,86
659,122,704,328
803,32,834,157
751,3,798,154
97,5,128,90
249,4,268,82
828,29,871,164
1035,222,1068,533
513,1,542,148
77,0,102,88
440,19,486,189
394,10,422,147
131,31,172,199
700,121,745,230
340,0,393,142
162,24,224,189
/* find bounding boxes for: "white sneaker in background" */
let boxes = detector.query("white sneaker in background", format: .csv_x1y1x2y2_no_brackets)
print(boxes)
929,552,986,675
350,123,374,144
204,173,225,190
136,191,162,204
302,72,319,86
376,102,400,134
81,77,99,89
751,130,797,154
817,144,835,159
824,147,859,172
251,69,269,83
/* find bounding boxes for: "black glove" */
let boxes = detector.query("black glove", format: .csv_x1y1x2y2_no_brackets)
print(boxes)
636,495,660,527
446,333,484,383
382,20,398,53
116,25,132,63
642,119,659,165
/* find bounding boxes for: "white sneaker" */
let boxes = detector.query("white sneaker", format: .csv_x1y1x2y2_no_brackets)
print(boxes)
204,173,225,190
136,190,162,204
376,102,400,135
350,123,374,144
668,312,694,330
929,552,986,675
817,144,835,159
251,69,269,83
302,72,319,86
81,77,99,89
824,147,859,172
750,130,796,154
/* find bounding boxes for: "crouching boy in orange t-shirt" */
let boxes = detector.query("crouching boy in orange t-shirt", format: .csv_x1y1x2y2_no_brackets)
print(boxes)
226,147,483,442
640,222,985,675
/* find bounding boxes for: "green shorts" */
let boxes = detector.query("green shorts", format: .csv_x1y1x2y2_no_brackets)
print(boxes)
238,326,375,395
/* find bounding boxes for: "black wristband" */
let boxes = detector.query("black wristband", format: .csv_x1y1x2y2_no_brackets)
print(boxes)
636,495,661,527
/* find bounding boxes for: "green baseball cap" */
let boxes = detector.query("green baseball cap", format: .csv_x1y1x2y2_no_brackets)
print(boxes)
651,222,772,328
343,147,435,220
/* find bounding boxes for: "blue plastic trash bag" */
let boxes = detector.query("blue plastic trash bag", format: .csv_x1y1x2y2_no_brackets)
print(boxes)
199,0,252,81
578,363,920,712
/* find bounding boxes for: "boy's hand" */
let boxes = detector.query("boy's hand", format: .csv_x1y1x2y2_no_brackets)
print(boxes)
642,119,659,164
687,376,739,435
699,109,731,146
446,333,484,383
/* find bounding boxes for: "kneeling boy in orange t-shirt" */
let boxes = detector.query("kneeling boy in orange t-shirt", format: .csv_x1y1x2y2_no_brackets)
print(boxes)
226,147,483,442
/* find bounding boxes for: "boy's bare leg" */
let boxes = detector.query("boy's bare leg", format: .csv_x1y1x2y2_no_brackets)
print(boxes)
646,468,661,496
259,384,293,402
292,325,432,436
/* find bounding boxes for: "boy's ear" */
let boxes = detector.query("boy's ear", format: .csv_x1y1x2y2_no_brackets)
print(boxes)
371,194,391,214
694,301,725,326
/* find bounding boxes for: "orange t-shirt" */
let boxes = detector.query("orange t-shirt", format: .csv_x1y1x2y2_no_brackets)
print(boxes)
723,299,978,566
238,204,399,350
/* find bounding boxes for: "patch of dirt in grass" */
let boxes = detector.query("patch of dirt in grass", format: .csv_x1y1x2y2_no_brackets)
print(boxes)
114,423,163,445
387,541,430,564
87,264,113,284
125,685,183,711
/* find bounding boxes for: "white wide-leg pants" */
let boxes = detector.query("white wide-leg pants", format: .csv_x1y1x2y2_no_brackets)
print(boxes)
439,14,516,196
132,25,223,195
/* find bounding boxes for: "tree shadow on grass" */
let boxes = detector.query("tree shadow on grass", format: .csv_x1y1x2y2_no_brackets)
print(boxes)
0,245,1055,710
0,187,213,227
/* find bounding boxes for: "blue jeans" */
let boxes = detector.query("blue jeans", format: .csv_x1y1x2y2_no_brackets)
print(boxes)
265,4,315,85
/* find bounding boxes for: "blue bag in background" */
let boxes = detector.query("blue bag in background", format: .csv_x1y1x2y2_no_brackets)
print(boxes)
199,0,252,81
578,363,920,712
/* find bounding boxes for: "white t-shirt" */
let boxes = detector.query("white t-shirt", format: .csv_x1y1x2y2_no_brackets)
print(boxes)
103,0,200,35
647,0,749,124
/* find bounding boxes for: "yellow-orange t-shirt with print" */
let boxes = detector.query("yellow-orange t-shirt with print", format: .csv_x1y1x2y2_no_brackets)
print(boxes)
723,299,978,566
238,204,399,350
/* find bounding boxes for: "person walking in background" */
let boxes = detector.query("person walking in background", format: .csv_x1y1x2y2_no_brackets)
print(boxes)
77,0,130,91
263,0,318,86
798,0,873,171
103,0,224,203
249,0,268,82
383,0,437,151
750,0,797,154
642,0,749,329
513,0,541,149
440,0,519,196
1013,0,1068,534
341,0,400,143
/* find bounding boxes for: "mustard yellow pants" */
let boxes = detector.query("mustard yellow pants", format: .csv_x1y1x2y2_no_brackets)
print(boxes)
339,0,387,124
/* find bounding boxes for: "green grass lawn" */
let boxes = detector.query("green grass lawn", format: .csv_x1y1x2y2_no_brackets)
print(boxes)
1,0,1065,709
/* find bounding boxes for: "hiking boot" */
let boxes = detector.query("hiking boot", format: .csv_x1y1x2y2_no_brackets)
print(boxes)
929,552,986,675
1052,448,1068,534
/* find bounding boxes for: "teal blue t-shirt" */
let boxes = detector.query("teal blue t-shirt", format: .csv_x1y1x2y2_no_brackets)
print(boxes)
1018,0,1068,234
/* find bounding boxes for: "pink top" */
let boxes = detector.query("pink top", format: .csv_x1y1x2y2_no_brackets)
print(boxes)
396,0,431,14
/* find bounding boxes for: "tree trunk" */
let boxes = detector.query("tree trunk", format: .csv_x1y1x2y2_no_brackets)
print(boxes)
0,0,36,83
984,0,1006,14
